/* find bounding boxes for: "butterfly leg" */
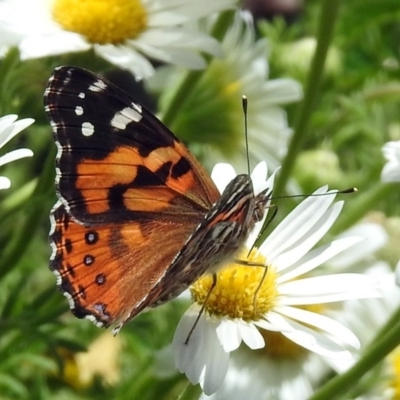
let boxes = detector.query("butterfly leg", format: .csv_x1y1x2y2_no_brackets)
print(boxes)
252,265,269,314
185,273,218,345
233,258,269,315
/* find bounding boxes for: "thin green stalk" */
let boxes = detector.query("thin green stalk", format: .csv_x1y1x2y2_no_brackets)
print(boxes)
310,305,400,400
161,10,234,127
274,0,341,196
0,148,55,282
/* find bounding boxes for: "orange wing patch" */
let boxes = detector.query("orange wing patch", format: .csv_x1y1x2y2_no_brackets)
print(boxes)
70,139,219,223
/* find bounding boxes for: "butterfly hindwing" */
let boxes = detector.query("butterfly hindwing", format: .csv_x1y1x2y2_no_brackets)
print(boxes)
50,203,202,327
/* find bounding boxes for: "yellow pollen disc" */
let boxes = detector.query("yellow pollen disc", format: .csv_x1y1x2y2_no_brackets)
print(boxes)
191,248,278,320
52,0,148,44
223,81,242,96
388,346,400,398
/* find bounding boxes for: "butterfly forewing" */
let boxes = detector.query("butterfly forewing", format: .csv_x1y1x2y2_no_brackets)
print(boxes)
44,66,220,225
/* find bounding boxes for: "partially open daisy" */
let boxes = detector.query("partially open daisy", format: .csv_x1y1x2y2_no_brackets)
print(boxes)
0,114,34,190
381,140,400,182
159,12,302,171
0,0,235,80
173,163,381,395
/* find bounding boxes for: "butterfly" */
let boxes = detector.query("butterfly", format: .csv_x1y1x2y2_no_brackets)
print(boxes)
44,66,271,334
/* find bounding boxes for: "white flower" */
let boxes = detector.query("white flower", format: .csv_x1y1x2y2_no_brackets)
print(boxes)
156,11,302,172
381,140,400,182
328,222,388,271
173,162,381,395
200,348,315,400
0,114,34,190
200,224,390,399
0,0,236,80
322,263,400,385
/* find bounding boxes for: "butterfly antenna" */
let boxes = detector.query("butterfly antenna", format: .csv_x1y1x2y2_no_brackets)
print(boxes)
271,187,358,201
242,95,251,176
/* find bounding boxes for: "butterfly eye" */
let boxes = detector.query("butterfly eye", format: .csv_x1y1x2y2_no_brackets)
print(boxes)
253,193,270,222
254,206,264,222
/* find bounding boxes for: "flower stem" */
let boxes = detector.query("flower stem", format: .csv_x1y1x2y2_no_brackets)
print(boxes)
310,304,400,400
161,10,234,127
274,0,341,196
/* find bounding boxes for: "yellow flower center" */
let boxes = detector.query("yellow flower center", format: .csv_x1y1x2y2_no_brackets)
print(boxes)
388,346,400,399
191,248,278,321
52,0,148,44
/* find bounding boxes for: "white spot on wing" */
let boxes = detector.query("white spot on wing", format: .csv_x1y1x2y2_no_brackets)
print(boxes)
79,92,85,99
64,291,75,309
88,79,107,92
111,106,142,130
75,106,83,116
82,121,94,136
132,102,142,114
86,314,105,328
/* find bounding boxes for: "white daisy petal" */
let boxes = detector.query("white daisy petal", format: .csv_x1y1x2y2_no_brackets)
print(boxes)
0,176,11,190
216,319,241,352
381,140,400,182
202,345,230,396
281,321,355,359
0,116,34,148
173,307,230,394
278,274,381,303
271,201,344,270
0,114,34,190
211,163,237,194
236,321,265,350
329,222,388,269
396,260,400,287
266,311,355,358
275,305,360,349
250,161,268,194
96,44,155,81
0,148,34,167
260,187,335,259
20,32,90,59
277,236,362,283
147,0,236,26
0,0,235,80
173,308,203,376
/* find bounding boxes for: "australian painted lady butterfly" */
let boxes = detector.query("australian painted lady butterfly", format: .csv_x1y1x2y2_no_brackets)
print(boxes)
44,66,271,334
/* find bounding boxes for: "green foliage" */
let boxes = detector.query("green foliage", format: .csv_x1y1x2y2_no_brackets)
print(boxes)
1,1,400,399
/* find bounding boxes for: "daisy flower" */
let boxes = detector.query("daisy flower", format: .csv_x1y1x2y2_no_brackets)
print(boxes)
199,224,390,399
381,140,400,182
0,0,236,80
0,114,34,190
172,162,381,395
200,347,315,400
325,264,400,398
157,11,302,172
